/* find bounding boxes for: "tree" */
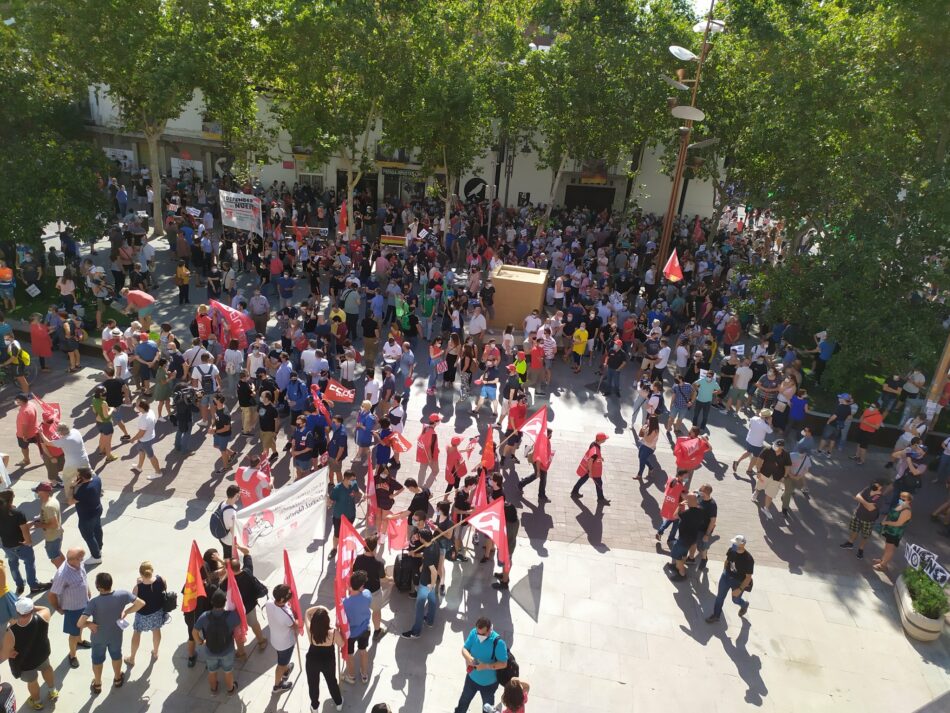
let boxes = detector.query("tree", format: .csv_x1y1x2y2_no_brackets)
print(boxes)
707,0,950,391
271,0,418,239
24,0,266,236
0,17,109,248
526,0,692,218
389,0,532,228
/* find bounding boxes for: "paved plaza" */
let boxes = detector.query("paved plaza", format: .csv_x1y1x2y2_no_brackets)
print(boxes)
0,231,947,711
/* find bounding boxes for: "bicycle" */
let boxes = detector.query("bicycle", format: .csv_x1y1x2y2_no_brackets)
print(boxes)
0,361,39,390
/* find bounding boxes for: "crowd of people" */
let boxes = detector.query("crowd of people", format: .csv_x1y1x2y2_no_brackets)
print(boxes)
0,173,947,711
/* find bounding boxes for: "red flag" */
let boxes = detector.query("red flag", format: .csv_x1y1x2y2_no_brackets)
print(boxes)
663,248,684,282
461,436,480,460
480,429,496,470
388,432,413,454
282,550,304,634
518,407,547,444
181,541,207,614
334,516,366,659
258,456,272,478
34,398,61,428
533,429,553,471
366,451,377,528
225,561,248,642
467,498,510,572
309,384,333,423
387,515,408,550
472,469,488,511
234,466,272,507
339,199,348,235
324,378,356,403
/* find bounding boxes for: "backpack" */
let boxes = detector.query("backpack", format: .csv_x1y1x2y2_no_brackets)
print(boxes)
18,349,30,367
645,339,660,357
197,364,216,394
491,637,519,687
189,318,199,338
209,503,235,540
204,611,233,655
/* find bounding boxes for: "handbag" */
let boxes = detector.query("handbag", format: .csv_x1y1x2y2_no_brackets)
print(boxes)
162,590,178,613
435,360,448,374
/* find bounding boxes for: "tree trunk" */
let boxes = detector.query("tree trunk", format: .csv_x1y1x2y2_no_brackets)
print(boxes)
145,128,164,237
444,170,454,247
544,154,568,221
345,165,362,240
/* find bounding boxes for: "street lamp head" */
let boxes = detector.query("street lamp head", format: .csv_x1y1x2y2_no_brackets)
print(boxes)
669,45,699,62
693,19,725,34
671,105,706,122
661,74,690,91
687,137,720,150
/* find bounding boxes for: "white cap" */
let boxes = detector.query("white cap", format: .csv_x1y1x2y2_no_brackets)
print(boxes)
731,535,747,546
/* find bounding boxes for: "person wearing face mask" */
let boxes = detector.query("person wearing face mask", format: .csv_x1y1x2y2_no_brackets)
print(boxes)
2,336,31,394
471,359,500,418
352,535,388,641
452,617,509,713
872,492,913,571
690,369,721,432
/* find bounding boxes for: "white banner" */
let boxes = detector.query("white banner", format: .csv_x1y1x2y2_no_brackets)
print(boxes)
903,541,950,586
234,468,328,579
220,189,264,236
732,344,745,356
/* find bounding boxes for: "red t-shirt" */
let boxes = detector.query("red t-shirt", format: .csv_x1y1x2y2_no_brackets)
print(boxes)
196,314,213,341
674,437,710,470
530,345,544,369
859,408,884,433
507,402,527,431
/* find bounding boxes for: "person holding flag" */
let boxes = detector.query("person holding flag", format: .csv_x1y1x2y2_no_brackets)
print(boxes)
400,528,441,640
500,394,528,465
570,433,610,505
518,426,554,503
444,436,468,493
416,414,441,482
264,584,298,694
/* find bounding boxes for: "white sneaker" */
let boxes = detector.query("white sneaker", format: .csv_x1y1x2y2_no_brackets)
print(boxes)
146,472,163,480
336,702,344,711
85,556,102,565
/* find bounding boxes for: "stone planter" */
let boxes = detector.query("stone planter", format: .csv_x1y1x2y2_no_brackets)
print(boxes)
895,574,945,642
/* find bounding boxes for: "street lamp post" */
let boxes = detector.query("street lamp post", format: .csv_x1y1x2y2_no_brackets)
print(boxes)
655,2,723,272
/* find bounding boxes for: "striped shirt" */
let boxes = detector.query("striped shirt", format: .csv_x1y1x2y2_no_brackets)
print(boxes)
50,561,89,612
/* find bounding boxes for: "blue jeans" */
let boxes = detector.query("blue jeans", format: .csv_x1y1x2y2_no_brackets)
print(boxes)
453,674,498,713
410,584,437,635
711,573,749,618
637,443,656,478
77,513,103,559
630,395,646,422
657,518,677,538
605,368,620,394
2,545,39,589
175,426,190,451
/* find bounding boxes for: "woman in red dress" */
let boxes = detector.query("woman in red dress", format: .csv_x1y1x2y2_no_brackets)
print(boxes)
28,312,53,371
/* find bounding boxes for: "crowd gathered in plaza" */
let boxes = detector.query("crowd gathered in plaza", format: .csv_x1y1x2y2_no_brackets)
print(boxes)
0,170,947,711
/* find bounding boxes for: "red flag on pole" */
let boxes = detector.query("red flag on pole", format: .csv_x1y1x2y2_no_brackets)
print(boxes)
387,515,408,550
533,429,553,471
518,407,547,444
388,432,413,454
480,429,496,470
324,379,356,403
663,248,684,282
461,436,480,460
309,384,333,423
472,468,488,511
181,541,207,613
225,561,248,642
334,516,366,659
467,498,510,572
282,550,304,634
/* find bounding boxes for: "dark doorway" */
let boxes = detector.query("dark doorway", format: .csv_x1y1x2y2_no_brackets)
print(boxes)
564,185,616,212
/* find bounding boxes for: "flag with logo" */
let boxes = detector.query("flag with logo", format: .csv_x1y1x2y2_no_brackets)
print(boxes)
472,468,488,511
282,550,304,634
181,541,207,613
334,516,366,659
466,498,510,572
461,435,480,460
388,432,413,454
324,379,356,403
309,384,333,424
387,514,409,550
224,560,248,641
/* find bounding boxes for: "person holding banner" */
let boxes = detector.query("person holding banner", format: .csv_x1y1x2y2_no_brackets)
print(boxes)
304,605,344,711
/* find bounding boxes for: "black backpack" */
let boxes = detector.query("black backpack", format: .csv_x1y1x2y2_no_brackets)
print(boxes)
491,636,519,686
209,503,235,540
204,611,232,655
197,364,216,394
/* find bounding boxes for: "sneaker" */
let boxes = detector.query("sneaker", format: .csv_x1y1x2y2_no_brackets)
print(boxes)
372,627,387,641
760,507,773,520
343,675,357,685
492,581,509,590
705,615,721,623
15,584,24,596
839,542,854,549
597,498,611,505
856,550,864,559
401,630,420,639
104,454,118,463
26,698,43,711
738,604,749,617
187,655,196,668
120,435,132,442
698,559,708,570
336,702,344,712
28,582,51,594
146,472,163,480
227,682,239,695
84,556,102,565
272,680,293,693
327,548,337,561
47,689,59,702
282,662,294,679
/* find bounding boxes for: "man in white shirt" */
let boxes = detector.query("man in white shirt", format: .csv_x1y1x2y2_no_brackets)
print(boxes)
654,338,672,382
523,309,543,338
112,345,131,382
129,400,161,479
363,369,381,409
300,341,319,382
733,409,774,475
468,306,487,350
381,337,403,369
727,357,755,413
264,584,298,693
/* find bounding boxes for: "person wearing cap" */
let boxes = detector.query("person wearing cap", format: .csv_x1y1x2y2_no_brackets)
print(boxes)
705,535,754,623
818,393,853,455
752,439,791,520
48,547,92,669
444,436,468,494
0,597,58,707
732,409,773,476
570,434,610,505
31,483,64,568
416,414,441,481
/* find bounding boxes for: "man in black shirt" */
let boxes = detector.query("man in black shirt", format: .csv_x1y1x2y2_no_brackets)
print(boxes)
401,529,440,639
258,391,280,462
212,394,235,474
604,340,627,397
693,484,718,569
0,491,51,594
753,439,791,520
717,355,737,409
403,479,432,519
236,371,257,435
706,535,754,623
353,534,388,640
665,494,708,580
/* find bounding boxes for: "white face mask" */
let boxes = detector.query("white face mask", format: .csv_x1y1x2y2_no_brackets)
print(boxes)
476,633,489,643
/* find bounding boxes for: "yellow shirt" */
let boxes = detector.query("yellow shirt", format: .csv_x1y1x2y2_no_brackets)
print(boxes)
573,328,589,355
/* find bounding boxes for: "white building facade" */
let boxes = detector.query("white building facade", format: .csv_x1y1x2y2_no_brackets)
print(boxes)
85,87,716,218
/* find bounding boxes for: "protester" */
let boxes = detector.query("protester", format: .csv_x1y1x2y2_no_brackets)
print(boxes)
192,589,240,696
48,548,92,670
570,433,610,504
0,489,50,595
839,481,884,559
264,584,297,693
341,570,373,685
452,617,509,713
705,535,754,624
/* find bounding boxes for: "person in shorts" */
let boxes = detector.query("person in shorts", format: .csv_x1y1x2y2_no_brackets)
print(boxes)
193,589,239,695
839,481,883,559
264,584,297,693
752,440,791,520
353,534,388,640
732,409,773,475
128,399,162,479
341,571,372,684
78,572,145,693
0,598,58,707
48,547,92,669
32,481,64,567
211,394,236,475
